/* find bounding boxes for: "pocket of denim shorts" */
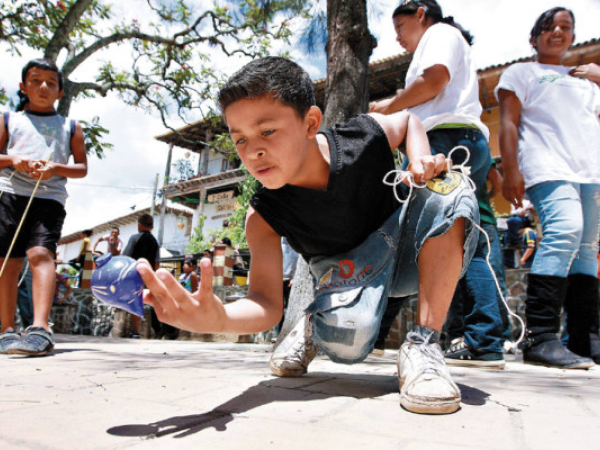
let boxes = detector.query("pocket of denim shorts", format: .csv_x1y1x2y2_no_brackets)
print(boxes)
307,285,364,315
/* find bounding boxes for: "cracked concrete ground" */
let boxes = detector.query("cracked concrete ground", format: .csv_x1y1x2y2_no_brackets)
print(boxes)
0,334,599,450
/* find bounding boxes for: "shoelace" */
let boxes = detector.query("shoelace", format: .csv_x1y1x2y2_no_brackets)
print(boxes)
386,146,526,349
288,337,317,363
406,330,446,376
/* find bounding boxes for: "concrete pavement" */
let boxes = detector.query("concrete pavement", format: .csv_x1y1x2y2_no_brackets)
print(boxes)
1,334,599,450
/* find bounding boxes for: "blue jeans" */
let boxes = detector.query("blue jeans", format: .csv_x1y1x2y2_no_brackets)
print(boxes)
506,215,530,247
306,172,478,364
445,222,509,353
403,128,492,192
526,181,600,277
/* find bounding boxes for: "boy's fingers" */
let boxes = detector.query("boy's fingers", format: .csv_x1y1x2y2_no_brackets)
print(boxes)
142,289,154,307
198,257,214,299
156,269,199,307
137,260,170,306
433,154,447,175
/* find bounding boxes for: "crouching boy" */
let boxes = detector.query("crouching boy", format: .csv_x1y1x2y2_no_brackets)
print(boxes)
138,57,478,414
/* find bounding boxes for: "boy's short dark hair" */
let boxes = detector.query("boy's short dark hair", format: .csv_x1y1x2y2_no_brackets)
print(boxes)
218,57,316,119
21,58,64,91
82,229,93,237
111,226,120,232
138,214,154,228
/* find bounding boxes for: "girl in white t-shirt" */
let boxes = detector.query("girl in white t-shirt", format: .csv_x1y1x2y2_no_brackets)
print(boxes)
497,7,600,369
370,0,509,367
370,0,490,190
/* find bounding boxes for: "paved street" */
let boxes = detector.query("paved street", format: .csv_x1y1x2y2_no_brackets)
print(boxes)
1,334,599,450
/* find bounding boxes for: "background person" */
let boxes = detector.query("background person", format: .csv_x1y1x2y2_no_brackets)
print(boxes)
179,257,199,293
92,226,123,256
370,0,506,367
122,213,160,339
0,58,87,356
497,7,600,368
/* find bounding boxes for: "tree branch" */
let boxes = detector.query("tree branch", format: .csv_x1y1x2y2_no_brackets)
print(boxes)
45,0,95,61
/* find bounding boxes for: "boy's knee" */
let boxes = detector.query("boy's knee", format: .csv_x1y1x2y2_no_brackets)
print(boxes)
26,247,54,265
310,312,380,364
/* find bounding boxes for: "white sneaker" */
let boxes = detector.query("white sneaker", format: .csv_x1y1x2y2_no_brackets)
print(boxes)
398,328,461,414
270,316,319,377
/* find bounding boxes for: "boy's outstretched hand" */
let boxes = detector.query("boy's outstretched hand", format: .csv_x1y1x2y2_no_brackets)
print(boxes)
137,257,225,333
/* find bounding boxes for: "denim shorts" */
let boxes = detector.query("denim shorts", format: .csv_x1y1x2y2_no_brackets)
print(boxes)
305,172,479,364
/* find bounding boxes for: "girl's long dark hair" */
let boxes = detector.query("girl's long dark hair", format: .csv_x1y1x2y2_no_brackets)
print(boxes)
393,0,474,46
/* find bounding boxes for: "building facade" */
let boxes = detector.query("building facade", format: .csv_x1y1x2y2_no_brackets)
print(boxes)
57,203,194,263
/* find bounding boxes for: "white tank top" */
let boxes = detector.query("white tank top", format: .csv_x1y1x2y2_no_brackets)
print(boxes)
0,110,73,205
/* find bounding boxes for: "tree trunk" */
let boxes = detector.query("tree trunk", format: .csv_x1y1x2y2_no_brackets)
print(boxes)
58,79,75,117
322,0,376,128
277,0,376,344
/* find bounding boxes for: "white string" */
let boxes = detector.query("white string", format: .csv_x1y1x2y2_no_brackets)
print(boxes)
0,157,55,278
17,259,30,287
383,145,526,348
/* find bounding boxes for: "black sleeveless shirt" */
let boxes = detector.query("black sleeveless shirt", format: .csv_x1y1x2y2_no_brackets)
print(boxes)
250,115,398,260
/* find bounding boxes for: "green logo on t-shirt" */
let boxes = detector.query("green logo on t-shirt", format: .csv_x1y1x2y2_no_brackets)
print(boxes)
539,74,565,84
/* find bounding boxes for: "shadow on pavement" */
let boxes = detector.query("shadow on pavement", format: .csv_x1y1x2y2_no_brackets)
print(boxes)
107,373,487,439
456,383,490,406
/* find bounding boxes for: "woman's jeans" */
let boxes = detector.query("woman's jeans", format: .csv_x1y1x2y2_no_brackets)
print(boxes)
403,127,492,192
526,181,600,278
445,222,510,353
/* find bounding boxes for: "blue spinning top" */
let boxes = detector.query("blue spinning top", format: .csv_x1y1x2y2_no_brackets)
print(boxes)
91,253,144,317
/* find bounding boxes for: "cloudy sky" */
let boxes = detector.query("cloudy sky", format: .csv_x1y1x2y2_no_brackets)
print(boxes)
1,0,600,235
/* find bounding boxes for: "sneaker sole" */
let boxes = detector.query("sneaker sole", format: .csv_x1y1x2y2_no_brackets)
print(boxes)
6,349,53,356
398,378,461,415
270,363,307,377
523,359,594,370
445,358,506,369
400,394,460,415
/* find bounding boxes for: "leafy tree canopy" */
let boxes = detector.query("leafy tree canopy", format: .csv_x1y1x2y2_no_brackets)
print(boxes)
0,0,309,157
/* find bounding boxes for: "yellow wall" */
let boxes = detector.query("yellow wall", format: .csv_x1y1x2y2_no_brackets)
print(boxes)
481,107,512,216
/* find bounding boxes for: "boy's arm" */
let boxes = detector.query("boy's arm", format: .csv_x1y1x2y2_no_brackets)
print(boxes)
137,206,284,334
369,111,446,183
62,279,73,302
92,237,105,254
33,122,88,180
487,164,503,198
369,65,450,115
0,118,34,171
497,89,525,207
0,116,7,161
